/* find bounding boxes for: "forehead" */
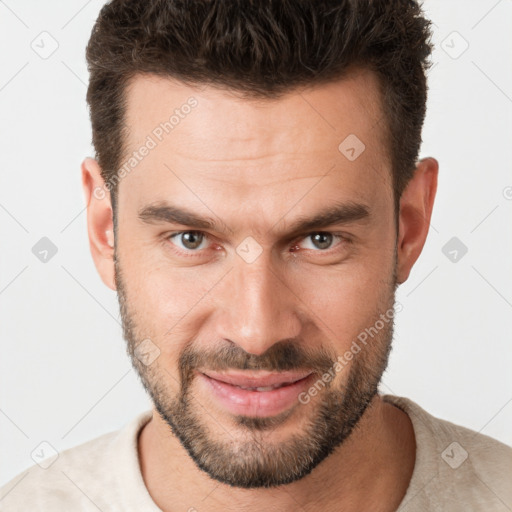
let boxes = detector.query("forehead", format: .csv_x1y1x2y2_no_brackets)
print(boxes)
123,69,387,157
117,69,392,220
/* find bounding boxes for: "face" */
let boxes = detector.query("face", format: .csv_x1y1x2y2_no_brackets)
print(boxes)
84,68,436,488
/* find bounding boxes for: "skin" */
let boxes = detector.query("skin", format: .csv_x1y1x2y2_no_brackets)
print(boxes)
81,67,438,511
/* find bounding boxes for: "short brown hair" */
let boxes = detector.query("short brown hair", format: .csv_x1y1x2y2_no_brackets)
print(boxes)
86,0,433,214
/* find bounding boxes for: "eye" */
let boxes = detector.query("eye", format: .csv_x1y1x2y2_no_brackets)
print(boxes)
168,231,210,252
296,232,344,251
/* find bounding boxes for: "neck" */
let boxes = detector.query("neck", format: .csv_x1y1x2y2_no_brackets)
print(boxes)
138,394,416,512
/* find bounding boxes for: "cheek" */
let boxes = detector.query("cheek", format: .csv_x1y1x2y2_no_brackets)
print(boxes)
119,248,227,352
294,255,395,351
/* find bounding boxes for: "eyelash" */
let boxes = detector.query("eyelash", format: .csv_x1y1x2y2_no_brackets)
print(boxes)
164,231,350,258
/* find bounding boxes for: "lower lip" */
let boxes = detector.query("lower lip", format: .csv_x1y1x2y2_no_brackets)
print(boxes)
197,372,314,417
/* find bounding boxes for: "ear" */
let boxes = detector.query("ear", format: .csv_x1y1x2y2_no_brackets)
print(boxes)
81,157,116,291
396,157,438,284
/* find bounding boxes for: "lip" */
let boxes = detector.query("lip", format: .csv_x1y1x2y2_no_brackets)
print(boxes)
196,370,315,417
200,369,313,388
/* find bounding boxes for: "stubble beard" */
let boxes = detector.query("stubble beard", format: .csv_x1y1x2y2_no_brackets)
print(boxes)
114,249,396,488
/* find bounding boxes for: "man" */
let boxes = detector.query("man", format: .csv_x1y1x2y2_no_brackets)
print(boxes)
2,0,511,510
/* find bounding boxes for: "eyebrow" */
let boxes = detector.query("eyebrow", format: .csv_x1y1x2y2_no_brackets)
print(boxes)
137,200,370,237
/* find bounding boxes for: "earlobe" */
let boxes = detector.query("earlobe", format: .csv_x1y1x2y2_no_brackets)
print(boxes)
81,157,117,291
396,157,438,284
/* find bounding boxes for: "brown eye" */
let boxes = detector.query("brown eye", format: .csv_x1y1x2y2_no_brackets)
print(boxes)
169,231,208,251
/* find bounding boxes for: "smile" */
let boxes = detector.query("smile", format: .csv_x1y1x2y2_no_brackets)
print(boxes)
196,370,315,417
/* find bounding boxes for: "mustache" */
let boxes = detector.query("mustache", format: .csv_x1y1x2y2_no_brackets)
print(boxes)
178,339,337,383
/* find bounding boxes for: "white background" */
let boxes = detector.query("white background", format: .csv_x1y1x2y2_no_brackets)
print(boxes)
1,0,511,487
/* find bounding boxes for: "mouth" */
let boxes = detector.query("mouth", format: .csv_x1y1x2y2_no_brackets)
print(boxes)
201,369,312,388
196,369,314,417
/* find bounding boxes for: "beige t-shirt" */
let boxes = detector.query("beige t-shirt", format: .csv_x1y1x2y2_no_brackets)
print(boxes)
1,394,511,511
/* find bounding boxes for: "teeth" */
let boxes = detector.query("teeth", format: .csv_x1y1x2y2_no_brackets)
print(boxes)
237,384,285,391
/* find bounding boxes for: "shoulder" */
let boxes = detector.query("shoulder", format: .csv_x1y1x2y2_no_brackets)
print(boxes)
384,395,512,512
0,410,152,511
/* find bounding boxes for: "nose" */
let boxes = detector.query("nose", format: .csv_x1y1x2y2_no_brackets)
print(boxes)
214,250,302,356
